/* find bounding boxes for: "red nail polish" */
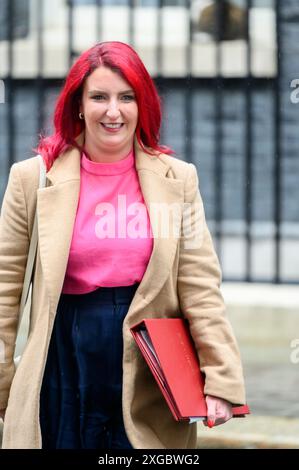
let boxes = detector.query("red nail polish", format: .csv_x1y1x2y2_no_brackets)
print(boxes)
207,420,214,428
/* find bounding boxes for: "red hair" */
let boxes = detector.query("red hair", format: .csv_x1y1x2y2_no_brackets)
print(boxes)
35,41,174,170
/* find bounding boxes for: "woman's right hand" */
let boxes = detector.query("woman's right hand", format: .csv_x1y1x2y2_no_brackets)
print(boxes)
0,408,6,421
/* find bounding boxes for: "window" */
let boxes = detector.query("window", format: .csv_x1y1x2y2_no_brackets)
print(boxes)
0,0,29,41
191,0,277,77
72,0,131,5
72,0,186,6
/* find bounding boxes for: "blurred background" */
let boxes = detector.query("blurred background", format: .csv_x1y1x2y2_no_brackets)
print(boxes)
0,0,298,448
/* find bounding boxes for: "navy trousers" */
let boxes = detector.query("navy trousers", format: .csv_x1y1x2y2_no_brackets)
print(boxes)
39,284,139,449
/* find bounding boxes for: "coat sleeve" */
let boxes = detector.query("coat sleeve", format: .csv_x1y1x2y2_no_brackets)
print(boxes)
177,163,246,406
0,163,29,409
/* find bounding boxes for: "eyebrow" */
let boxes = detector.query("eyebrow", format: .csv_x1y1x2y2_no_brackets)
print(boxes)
87,89,135,96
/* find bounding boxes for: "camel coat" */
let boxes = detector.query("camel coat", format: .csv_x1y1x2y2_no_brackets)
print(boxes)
0,135,246,449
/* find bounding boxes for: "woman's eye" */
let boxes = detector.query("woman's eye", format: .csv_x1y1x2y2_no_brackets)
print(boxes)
122,95,135,101
92,95,105,100
91,94,135,101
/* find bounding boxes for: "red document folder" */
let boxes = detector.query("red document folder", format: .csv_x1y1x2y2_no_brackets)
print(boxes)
130,318,250,423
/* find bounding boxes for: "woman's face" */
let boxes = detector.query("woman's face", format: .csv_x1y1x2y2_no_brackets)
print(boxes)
80,66,138,161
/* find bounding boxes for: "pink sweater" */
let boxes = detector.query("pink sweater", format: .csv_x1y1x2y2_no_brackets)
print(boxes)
62,148,153,294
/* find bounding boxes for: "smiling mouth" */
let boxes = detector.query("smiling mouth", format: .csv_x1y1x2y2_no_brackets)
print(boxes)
101,123,124,129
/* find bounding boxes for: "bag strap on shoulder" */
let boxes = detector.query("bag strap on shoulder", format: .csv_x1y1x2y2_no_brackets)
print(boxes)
17,155,47,334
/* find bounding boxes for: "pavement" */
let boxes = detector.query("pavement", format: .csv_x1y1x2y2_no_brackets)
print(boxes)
197,415,299,449
1,282,298,449
2,416,298,449
199,282,299,449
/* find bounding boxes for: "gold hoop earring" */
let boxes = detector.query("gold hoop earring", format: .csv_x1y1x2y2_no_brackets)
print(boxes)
79,112,84,120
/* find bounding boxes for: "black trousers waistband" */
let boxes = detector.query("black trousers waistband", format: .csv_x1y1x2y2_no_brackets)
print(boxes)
59,283,140,306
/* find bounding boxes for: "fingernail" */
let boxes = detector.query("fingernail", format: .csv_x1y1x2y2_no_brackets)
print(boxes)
207,420,215,428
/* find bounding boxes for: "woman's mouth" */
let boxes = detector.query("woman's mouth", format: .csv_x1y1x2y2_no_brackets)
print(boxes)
101,123,124,133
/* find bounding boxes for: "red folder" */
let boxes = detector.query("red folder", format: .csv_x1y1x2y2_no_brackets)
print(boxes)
130,318,250,423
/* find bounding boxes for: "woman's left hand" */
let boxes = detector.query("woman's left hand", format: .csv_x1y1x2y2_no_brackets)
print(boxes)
203,395,233,428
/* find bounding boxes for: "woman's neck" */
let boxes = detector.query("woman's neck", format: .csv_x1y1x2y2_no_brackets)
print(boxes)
84,141,133,163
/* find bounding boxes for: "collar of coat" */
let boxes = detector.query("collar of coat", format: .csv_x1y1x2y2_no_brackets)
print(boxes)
37,131,184,323
46,132,172,185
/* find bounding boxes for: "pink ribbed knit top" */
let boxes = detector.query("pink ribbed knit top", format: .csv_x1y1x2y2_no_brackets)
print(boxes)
62,148,153,294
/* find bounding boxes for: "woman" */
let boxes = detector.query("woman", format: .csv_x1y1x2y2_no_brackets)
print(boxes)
0,41,246,449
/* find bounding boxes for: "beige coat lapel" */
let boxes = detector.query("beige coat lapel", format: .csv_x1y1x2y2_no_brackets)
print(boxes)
36,136,184,316
36,147,81,313
131,145,184,320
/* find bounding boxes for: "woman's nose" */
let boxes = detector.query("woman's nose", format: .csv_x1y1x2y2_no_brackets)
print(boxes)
106,100,121,119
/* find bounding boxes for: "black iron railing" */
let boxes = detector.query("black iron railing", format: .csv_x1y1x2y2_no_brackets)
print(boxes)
0,0,294,284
